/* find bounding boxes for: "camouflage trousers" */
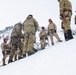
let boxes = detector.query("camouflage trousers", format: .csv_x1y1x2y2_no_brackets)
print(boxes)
17,42,24,59
61,18,73,41
2,51,7,65
23,32,35,55
40,36,46,49
8,45,18,62
49,31,61,45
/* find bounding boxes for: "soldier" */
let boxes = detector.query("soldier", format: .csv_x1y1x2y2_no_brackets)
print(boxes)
8,22,23,63
39,26,47,49
1,38,10,66
58,0,73,41
23,14,39,56
47,19,62,45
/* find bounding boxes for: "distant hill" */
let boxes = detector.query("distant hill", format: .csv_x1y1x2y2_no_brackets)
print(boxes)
0,26,13,39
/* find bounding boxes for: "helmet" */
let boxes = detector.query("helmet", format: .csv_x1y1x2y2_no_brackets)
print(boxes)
3,38,8,41
48,18,52,22
41,26,45,29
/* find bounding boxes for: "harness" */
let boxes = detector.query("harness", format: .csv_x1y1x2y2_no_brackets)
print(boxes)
49,29,56,35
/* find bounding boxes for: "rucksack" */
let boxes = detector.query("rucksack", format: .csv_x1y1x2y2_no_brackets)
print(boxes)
13,23,22,36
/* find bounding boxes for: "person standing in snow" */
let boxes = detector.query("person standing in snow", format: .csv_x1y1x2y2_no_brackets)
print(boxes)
1,38,10,66
8,22,23,63
47,19,62,45
23,14,39,56
58,0,73,41
39,26,48,49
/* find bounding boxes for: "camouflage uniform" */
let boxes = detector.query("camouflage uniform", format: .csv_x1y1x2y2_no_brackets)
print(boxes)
1,39,10,66
17,38,24,59
23,15,39,56
58,0,73,41
61,20,73,41
8,23,23,63
48,21,62,45
39,28,47,49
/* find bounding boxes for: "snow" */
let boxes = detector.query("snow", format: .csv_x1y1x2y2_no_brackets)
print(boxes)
0,0,76,75
0,30,76,75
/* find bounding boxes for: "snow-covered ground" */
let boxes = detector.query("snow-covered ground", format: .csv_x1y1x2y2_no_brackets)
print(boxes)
0,30,76,75
0,0,76,75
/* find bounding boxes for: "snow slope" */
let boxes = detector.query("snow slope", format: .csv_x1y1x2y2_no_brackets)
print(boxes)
0,31,76,75
0,0,76,75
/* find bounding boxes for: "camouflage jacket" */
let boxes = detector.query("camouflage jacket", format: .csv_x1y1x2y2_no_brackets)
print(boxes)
23,16,39,34
59,0,72,17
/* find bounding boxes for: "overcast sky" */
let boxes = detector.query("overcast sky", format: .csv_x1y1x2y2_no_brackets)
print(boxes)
0,0,76,30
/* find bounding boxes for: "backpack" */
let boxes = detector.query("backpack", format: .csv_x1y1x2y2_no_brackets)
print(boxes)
13,23,23,37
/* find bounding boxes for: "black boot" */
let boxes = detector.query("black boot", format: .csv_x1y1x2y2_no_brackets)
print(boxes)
33,48,38,52
58,40,62,42
67,29,73,40
3,64,6,66
28,51,35,56
18,57,23,60
23,54,26,58
8,59,13,64
64,33,69,41
3,59,6,66
52,42,54,45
